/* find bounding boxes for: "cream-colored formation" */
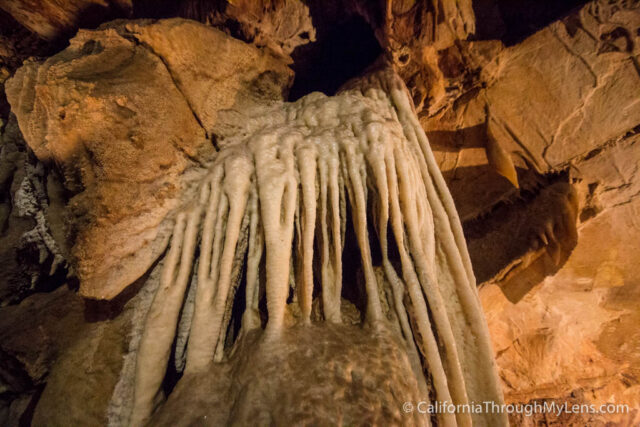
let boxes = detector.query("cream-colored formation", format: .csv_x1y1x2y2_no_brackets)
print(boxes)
129,68,507,426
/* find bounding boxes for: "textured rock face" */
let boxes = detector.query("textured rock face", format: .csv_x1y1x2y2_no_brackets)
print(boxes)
0,114,67,304
480,195,640,425
0,0,132,41
427,0,640,219
0,0,639,425
181,0,317,58
482,1,640,171
5,17,507,427
153,325,424,426
376,0,476,114
475,129,640,425
451,2,640,423
425,1,640,302
6,23,209,300
0,286,83,423
5,18,292,300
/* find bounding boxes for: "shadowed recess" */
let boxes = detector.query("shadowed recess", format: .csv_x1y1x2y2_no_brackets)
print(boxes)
288,15,382,100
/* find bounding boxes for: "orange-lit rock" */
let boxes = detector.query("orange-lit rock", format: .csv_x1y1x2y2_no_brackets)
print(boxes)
5,19,291,299
0,0,639,425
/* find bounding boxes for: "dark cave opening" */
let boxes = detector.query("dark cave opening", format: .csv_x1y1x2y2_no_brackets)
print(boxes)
288,15,382,101
473,0,591,45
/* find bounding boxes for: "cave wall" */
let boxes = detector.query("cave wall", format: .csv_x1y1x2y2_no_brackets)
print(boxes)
0,0,639,425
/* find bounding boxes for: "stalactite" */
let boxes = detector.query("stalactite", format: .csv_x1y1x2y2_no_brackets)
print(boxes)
296,143,316,323
128,67,507,427
385,148,458,427
241,184,263,333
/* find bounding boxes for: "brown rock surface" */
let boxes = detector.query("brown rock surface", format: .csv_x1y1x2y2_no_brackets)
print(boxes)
426,0,640,220
481,195,640,425
6,23,208,300
180,0,316,58
5,18,291,300
478,76,640,426
483,1,640,171
0,0,132,41
120,18,293,137
374,0,477,114
31,278,156,426
0,286,83,424
420,2,640,423
0,0,638,425
152,325,423,426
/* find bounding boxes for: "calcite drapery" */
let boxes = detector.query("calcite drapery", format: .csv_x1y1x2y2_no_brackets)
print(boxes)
5,18,506,427
129,66,506,426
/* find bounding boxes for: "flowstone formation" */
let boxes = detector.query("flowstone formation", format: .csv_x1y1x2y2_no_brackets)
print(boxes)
125,67,506,426
2,1,640,425
4,18,507,427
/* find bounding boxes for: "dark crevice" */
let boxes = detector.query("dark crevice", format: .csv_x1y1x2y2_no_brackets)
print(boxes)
340,193,367,321
227,249,248,347
256,250,268,329
472,0,590,45
161,245,201,398
288,15,382,101
463,170,578,295
133,0,185,19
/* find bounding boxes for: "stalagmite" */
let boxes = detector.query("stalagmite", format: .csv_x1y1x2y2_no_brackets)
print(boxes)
129,66,507,426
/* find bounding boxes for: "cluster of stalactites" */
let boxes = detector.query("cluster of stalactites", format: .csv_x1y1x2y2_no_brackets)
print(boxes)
129,68,507,427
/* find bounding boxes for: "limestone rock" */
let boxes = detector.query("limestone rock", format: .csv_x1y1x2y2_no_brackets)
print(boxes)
181,0,316,59
109,18,294,137
478,81,640,427
419,3,640,423
465,179,579,292
376,0,477,115
483,0,640,171
5,18,291,300
0,114,66,305
151,325,423,426
426,0,640,220
0,0,639,425
32,276,157,426
0,286,84,425
0,0,132,41
480,195,640,425
6,22,208,300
